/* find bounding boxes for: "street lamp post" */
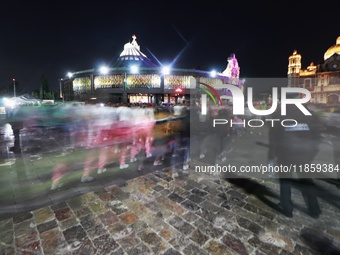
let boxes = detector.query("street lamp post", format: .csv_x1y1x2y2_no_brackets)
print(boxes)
59,78,64,102
13,79,16,97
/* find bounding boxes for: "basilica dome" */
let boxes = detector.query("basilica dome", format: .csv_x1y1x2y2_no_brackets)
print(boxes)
324,36,340,61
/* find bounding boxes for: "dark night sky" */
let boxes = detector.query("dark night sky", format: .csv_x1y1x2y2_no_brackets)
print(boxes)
0,0,339,93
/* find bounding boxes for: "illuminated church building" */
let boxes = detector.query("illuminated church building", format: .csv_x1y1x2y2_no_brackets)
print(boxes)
288,36,340,107
61,35,244,104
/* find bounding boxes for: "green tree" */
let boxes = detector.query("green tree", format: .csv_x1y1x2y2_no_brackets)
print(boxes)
39,75,50,99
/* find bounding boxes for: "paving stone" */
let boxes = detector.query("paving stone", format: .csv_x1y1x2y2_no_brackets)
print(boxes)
258,230,294,252
187,194,205,204
204,240,234,255
257,240,283,255
158,188,172,197
80,192,98,203
237,216,264,235
54,207,73,222
220,201,233,210
92,234,120,254
119,211,139,225
168,215,195,236
222,233,249,255
186,179,206,190
130,220,148,233
159,228,172,241
181,199,200,212
15,240,42,254
200,180,220,191
107,200,129,215
98,210,119,226
243,203,276,220
181,242,209,255
143,211,169,232
62,225,87,245
190,228,209,246
218,192,229,200
111,189,131,200
96,191,115,202
0,219,13,233
0,246,15,255
144,173,161,183
247,235,262,249
107,222,133,239
0,229,14,247
227,189,248,200
111,247,127,255
71,237,97,255
51,201,69,211
13,219,37,238
156,196,186,216
59,215,80,231
127,242,151,255
182,211,198,223
228,224,254,241
79,214,101,230
40,228,69,254
138,228,169,254
152,171,168,179
13,212,33,224
116,233,140,249
195,207,216,223
191,187,209,197
33,207,55,224
37,219,58,233
144,201,161,213
291,243,316,255
138,185,154,195
152,185,165,192
167,192,185,203
229,196,247,207
87,224,108,239
123,200,150,216
73,206,92,218
171,179,188,189
193,219,224,239
168,232,193,251
87,199,107,214
161,248,182,255
67,196,85,211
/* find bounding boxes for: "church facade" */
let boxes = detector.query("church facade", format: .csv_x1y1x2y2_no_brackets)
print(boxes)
60,35,244,105
288,36,340,108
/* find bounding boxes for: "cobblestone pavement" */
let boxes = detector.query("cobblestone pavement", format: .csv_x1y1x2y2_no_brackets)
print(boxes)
1,161,340,255
1,125,340,254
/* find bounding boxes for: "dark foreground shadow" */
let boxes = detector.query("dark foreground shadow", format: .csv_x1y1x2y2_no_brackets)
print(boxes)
225,176,290,216
225,174,340,218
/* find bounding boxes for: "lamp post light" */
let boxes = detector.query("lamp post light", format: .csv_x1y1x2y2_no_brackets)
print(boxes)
13,78,16,97
59,78,64,102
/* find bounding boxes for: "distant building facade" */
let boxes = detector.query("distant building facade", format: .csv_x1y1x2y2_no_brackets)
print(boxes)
288,36,340,107
60,35,244,104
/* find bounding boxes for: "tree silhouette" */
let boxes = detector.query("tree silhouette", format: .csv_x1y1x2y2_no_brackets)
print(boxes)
39,75,56,100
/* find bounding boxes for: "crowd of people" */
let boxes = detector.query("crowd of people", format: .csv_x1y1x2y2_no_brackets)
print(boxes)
4,102,192,188
4,99,340,216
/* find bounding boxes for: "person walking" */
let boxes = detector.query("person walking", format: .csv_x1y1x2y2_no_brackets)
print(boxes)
268,94,324,218
214,108,233,163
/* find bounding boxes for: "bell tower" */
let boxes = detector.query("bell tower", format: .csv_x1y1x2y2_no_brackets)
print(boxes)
288,50,301,87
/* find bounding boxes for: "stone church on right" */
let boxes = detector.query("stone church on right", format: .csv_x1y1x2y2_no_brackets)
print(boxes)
288,36,340,108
